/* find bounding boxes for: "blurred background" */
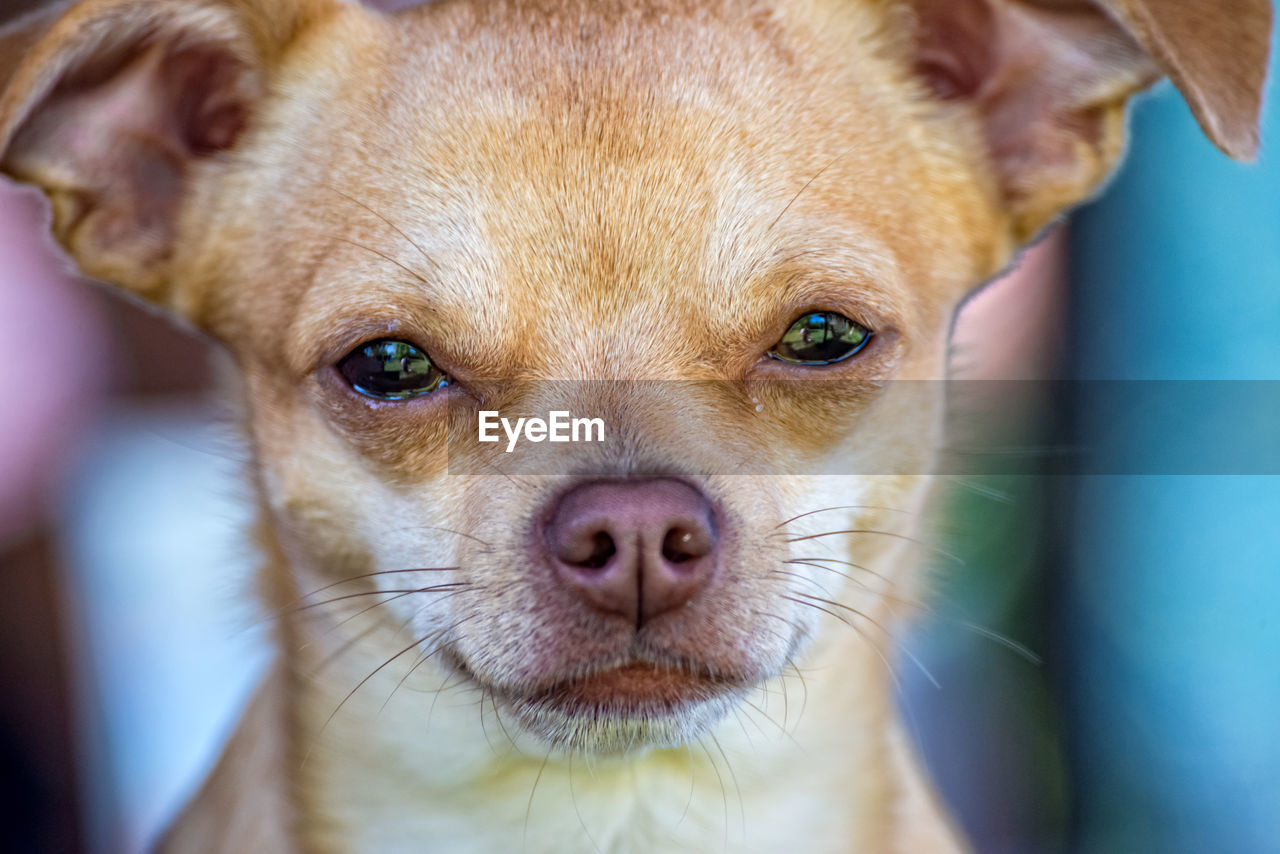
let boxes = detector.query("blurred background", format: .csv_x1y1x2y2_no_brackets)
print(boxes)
0,1,1277,852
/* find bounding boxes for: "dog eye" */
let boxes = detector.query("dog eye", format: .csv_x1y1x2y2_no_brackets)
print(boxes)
337,339,451,400
769,312,873,365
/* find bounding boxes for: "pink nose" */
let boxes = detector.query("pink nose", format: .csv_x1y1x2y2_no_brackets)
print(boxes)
545,479,718,627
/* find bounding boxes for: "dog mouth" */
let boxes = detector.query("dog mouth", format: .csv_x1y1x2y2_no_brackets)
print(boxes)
448,655,751,751
522,661,738,712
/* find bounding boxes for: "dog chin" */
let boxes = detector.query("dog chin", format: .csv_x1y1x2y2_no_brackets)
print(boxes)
471,661,751,754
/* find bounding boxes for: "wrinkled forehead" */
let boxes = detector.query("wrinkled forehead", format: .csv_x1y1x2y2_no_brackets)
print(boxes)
222,1,999,368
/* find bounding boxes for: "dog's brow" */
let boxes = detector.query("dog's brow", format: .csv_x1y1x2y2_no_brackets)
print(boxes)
326,186,442,276
331,236,432,287
766,143,859,235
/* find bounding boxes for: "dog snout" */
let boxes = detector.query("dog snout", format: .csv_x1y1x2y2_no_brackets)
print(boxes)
544,479,718,627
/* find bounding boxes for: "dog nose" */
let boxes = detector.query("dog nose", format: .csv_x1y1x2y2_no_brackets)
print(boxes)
545,479,718,626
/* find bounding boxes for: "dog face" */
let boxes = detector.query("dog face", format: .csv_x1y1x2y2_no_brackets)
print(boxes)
222,2,1002,753
180,2,975,754
1,0,1268,758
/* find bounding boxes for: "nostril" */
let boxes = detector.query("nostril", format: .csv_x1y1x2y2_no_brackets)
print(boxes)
580,531,616,569
553,523,618,569
662,524,712,565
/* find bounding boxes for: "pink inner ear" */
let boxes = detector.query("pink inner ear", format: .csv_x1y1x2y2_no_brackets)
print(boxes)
36,47,187,170
0,32,258,286
163,46,252,155
910,0,998,100
7,36,254,189
64,40,251,158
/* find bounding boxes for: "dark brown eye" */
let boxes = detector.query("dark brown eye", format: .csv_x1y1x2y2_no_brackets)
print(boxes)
337,339,450,400
769,312,873,365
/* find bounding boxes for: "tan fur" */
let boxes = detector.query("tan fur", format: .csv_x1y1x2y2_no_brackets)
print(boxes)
0,0,1270,851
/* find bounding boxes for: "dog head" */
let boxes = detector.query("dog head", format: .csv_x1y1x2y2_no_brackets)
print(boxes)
1,0,1269,755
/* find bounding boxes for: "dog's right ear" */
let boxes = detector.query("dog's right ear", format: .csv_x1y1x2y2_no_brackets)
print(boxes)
0,0,343,306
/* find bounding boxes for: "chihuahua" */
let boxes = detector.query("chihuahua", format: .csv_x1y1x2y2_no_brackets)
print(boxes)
1,0,1270,851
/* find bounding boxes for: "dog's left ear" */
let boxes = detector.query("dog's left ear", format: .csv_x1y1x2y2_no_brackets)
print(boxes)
898,0,1272,239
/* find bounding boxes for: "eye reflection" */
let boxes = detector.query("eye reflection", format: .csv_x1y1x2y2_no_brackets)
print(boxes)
337,339,450,400
769,312,872,365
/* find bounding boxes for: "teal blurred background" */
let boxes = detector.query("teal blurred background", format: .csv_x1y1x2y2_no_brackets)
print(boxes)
1063,55,1280,853
907,41,1280,854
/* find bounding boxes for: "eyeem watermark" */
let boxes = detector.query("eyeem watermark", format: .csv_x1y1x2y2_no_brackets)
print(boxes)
478,410,607,453
451,381,1280,474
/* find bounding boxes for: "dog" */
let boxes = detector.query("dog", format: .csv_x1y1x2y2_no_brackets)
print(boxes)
1,0,1270,851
